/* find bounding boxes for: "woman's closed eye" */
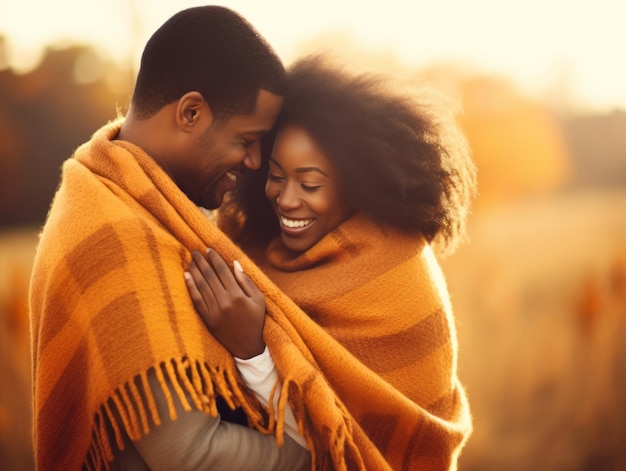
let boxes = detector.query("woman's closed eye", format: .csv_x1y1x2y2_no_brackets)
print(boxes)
301,183,322,192
267,173,286,184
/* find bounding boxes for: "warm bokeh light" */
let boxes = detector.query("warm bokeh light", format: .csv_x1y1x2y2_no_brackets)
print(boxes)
458,75,571,208
0,0,625,112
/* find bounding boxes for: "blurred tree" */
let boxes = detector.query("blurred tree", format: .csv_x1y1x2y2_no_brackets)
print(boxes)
418,66,626,208
457,75,571,209
0,43,132,228
1,33,624,228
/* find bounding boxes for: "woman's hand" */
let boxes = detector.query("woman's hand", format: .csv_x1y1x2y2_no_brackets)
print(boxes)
185,249,266,359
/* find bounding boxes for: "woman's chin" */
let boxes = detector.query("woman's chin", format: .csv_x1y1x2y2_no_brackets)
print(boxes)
281,233,314,254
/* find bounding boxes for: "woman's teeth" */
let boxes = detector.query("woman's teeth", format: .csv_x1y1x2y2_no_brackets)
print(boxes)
225,171,236,182
281,216,313,228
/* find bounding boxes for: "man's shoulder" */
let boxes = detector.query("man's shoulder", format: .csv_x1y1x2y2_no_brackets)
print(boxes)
36,191,182,278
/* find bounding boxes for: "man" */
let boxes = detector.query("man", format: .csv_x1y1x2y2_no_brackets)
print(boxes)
29,6,309,470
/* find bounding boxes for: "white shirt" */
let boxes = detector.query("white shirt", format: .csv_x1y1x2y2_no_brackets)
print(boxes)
236,347,308,449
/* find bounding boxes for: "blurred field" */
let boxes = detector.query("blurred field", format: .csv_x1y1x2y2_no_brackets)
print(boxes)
0,227,37,470
443,189,626,471
1,189,625,470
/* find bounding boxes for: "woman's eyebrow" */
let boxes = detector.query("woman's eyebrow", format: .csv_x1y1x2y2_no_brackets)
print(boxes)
269,157,329,177
269,157,283,169
295,167,329,177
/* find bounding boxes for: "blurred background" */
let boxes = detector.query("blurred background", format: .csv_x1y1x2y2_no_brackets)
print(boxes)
1,1,625,469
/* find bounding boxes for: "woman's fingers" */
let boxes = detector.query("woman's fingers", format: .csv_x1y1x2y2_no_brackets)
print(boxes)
205,249,241,293
203,250,265,308
232,260,265,309
185,249,267,359
184,259,218,327
189,249,256,314
192,249,226,293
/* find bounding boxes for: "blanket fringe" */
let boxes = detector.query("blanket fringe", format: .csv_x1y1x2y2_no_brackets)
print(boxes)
82,356,272,470
278,376,363,471
267,379,280,440
324,397,365,471
275,379,289,446
82,356,362,471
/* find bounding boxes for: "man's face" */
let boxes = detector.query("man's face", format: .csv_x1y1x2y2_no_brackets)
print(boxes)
172,89,283,209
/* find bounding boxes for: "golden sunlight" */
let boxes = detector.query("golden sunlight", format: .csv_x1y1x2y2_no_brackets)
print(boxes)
0,0,624,111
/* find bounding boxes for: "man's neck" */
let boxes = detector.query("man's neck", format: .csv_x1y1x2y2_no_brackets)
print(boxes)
117,106,179,183
116,107,140,143
118,108,162,157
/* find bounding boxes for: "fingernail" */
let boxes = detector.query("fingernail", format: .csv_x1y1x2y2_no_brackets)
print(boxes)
233,260,243,272
184,271,192,281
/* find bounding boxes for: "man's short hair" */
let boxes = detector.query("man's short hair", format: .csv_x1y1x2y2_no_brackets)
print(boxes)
131,6,286,120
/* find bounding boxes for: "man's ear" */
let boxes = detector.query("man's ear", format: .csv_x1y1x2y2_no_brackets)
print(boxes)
175,91,213,131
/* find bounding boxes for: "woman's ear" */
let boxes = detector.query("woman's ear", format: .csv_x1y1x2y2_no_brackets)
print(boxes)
176,91,213,131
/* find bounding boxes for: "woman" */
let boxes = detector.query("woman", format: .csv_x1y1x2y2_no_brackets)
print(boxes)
185,55,476,470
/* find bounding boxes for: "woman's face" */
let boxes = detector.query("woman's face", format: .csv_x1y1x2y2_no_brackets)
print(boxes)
265,125,354,253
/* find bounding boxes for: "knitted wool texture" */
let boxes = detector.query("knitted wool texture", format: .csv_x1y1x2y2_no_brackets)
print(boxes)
30,120,471,471
240,213,473,470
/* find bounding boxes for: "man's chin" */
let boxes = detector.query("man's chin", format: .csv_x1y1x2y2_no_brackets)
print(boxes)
201,201,220,211
201,192,227,210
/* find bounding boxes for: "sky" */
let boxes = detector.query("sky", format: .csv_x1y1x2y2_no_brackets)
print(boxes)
0,0,624,112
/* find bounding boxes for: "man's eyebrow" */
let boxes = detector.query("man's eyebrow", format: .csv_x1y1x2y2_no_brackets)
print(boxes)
269,157,329,177
241,130,265,139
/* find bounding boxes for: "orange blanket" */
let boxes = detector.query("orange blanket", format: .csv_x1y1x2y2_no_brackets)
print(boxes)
241,214,473,470
30,119,471,471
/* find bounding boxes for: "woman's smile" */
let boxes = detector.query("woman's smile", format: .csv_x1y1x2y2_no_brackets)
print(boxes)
279,215,315,229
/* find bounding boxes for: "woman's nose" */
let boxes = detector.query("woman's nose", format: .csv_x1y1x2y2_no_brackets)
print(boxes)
276,184,301,209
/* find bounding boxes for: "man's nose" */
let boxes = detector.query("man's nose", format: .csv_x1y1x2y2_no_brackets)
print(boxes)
243,142,262,170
